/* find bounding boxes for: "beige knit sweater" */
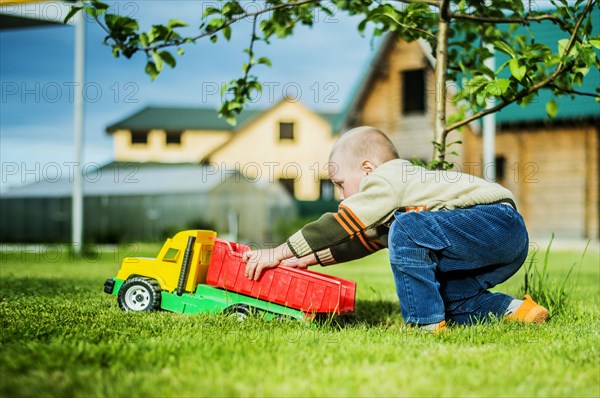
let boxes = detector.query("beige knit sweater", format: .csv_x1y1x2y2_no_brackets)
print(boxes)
287,159,516,265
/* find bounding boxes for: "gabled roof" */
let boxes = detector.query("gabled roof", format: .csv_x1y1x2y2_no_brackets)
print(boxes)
106,106,261,132
106,104,339,133
335,35,435,132
335,34,397,133
1,162,237,198
337,7,599,130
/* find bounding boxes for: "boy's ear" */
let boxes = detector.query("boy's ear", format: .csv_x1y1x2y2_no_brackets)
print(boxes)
361,160,376,174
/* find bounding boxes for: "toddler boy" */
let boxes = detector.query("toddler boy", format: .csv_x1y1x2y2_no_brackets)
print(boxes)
243,126,549,330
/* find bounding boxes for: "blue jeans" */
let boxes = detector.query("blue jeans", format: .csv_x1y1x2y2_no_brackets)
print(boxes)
388,203,529,325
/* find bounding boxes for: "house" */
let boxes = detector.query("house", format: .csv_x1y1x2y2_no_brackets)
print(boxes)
334,28,598,240
0,162,295,243
336,36,464,166
107,99,339,202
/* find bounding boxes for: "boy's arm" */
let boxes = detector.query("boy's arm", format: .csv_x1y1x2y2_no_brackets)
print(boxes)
312,231,386,265
244,175,396,279
287,174,398,258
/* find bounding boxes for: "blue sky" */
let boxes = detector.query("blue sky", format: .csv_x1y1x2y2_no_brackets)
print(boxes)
0,1,379,192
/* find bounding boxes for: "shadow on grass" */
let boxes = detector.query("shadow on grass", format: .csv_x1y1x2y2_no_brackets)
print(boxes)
314,299,400,328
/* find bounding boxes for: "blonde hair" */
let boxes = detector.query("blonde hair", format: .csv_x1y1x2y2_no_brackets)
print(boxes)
329,126,399,168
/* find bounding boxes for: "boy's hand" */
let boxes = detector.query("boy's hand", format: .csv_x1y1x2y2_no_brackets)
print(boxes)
242,243,300,280
280,253,318,269
242,249,281,281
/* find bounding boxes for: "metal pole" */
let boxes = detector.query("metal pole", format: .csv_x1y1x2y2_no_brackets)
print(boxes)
72,7,85,253
482,47,496,182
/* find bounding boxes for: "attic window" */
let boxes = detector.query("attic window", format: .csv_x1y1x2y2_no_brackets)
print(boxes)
131,131,148,145
402,69,426,115
166,131,182,145
279,122,295,141
495,155,507,182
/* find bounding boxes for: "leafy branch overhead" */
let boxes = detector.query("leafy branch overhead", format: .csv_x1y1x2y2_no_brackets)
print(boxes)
66,0,600,167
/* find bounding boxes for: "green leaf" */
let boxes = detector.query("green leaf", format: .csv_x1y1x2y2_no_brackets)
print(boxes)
223,26,232,41
493,40,517,58
466,76,489,95
226,115,237,126
546,100,558,119
159,51,176,68
227,102,242,111
577,45,595,66
63,6,82,24
203,7,221,18
152,51,164,72
486,78,510,97
558,39,575,57
168,19,188,29
177,48,185,56
509,59,526,82
257,57,272,67
145,62,159,81
122,17,139,32
139,33,149,47
590,37,600,49
207,18,224,30
93,1,110,10
519,92,537,106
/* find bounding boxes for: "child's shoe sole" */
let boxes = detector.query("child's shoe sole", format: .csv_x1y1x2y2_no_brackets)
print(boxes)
507,295,549,324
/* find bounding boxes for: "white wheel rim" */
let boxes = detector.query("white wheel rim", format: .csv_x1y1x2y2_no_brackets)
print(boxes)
124,285,151,311
228,310,248,322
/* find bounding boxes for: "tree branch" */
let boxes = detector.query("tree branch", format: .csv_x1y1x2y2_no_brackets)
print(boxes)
448,12,564,25
432,0,450,162
389,0,440,7
243,15,259,83
381,14,437,39
145,0,322,51
444,0,595,134
549,84,600,99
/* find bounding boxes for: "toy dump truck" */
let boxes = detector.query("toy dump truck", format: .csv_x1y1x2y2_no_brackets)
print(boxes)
104,230,356,322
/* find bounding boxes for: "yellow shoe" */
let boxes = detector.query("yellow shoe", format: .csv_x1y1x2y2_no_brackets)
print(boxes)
507,295,549,324
432,320,447,333
418,320,447,333
403,320,447,333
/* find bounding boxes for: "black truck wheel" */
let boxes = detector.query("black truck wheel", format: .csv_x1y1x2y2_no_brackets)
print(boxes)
223,304,254,321
118,277,161,312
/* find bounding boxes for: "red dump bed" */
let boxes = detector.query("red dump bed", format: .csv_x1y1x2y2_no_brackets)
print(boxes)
206,238,356,314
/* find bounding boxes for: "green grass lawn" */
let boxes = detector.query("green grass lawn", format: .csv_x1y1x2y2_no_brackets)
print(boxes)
1,242,598,397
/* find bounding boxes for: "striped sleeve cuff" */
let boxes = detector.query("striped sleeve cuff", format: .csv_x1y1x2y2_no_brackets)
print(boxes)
315,248,336,266
287,230,312,258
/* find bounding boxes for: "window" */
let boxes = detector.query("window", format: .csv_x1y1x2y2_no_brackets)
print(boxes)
320,179,334,200
402,69,426,115
279,122,295,141
130,131,148,145
165,131,182,145
279,178,295,197
162,247,180,262
495,155,507,181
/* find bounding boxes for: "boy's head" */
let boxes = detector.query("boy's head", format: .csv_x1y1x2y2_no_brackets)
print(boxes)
328,126,399,200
